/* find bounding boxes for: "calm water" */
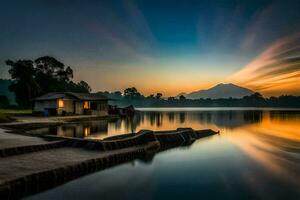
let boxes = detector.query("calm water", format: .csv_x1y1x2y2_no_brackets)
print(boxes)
27,108,300,200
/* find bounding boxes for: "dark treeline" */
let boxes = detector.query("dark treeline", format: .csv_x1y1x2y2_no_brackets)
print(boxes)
98,87,300,108
3,56,91,107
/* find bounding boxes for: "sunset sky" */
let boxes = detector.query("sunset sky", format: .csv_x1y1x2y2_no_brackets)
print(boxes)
0,0,299,96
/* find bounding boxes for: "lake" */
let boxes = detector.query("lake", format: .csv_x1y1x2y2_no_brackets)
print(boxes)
27,108,300,200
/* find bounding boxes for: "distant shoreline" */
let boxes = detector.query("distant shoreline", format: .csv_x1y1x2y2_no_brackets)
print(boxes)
135,107,300,111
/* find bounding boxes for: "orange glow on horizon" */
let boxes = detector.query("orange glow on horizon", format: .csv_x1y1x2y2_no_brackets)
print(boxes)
74,58,227,97
136,82,216,97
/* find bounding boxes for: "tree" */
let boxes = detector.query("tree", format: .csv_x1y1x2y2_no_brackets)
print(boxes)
179,95,186,101
0,95,9,107
34,56,73,93
124,87,141,98
35,56,73,81
76,81,92,93
243,92,265,106
146,94,155,99
167,96,175,101
156,93,163,99
6,59,40,106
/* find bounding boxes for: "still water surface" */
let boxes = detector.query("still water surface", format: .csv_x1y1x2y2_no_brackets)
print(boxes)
27,108,300,200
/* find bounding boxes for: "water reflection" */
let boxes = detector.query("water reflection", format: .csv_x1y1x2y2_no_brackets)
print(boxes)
225,111,300,195
31,109,300,140
31,109,267,139
117,110,264,133
39,109,300,186
27,108,300,200
33,120,109,139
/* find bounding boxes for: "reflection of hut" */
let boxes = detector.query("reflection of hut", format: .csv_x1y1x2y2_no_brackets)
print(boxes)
54,120,108,138
33,92,109,116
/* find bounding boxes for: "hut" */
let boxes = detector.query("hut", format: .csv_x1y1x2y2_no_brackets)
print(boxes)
33,92,109,116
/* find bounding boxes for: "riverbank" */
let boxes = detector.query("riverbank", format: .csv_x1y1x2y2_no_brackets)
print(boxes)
0,109,32,123
0,127,218,199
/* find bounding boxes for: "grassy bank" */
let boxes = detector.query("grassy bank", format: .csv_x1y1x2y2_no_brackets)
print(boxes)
0,109,32,123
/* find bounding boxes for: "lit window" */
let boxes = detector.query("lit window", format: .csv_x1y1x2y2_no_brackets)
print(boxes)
83,101,90,109
84,127,90,137
58,99,64,108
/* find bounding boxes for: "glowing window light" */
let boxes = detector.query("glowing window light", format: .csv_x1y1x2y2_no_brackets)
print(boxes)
58,99,64,108
83,101,90,109
84,127,90,137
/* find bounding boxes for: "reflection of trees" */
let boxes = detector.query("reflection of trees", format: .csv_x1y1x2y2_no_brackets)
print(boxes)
179,112,186,124
145,112,163,127
194,110,263,128
123,117,134,133
110,119,122,130
127,114,143,133
53,111,300,138
269,110,300,121
135,110,263,129
112,113,144,133
168,112,175,122
243,111,263,122
107,110,265,133
156,113,163,127
131,114,142,132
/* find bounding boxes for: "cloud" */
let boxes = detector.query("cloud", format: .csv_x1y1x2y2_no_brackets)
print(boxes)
229,32,300,96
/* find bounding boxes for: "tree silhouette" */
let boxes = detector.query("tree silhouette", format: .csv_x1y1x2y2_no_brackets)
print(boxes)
179,95,186,101
77,81,92,93
34,56,74,93
100,89,300,108
5,56,92,107
0,95,9,107
156,93,163,99
124,87,141,98
6,59,39,106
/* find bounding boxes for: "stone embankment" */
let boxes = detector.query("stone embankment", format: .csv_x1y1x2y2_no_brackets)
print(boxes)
0,127,218,199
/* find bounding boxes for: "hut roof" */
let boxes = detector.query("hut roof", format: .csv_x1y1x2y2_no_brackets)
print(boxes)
34,92,108,101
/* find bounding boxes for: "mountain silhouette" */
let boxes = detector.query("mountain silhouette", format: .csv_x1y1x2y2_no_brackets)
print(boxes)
178,83,254,99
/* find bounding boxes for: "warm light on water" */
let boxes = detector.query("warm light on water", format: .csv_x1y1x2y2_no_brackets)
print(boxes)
28,108,300,200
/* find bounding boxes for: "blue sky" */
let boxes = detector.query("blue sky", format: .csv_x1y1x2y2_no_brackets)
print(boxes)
0,0,299,96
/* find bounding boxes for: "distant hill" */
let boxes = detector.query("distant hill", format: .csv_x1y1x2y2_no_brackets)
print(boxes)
178,83,254,99
0,79,16,104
